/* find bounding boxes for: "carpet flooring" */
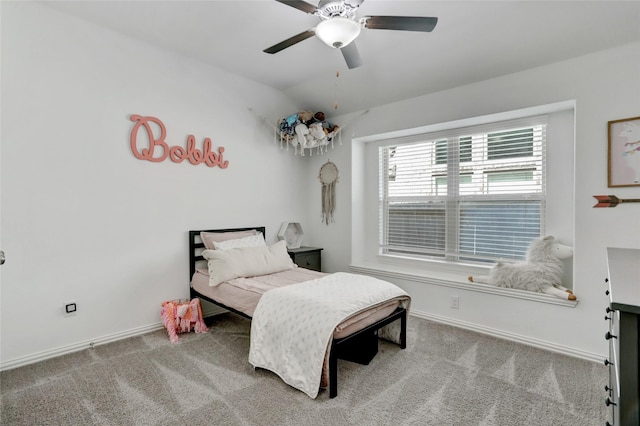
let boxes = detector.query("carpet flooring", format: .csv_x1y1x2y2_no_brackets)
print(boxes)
1,314,610,425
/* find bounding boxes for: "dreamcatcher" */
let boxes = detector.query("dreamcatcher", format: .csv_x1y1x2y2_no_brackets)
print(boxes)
319,161,339,225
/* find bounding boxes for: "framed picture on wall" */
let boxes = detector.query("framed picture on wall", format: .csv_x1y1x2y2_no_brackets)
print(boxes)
608,116,640,187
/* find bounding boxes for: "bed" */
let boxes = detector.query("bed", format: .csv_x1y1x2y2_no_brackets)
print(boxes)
188,226,410,398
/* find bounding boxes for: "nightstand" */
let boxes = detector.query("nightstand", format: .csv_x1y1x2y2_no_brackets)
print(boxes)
288,247,323,272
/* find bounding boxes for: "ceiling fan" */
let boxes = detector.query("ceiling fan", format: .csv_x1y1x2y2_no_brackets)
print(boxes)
263,0,438,69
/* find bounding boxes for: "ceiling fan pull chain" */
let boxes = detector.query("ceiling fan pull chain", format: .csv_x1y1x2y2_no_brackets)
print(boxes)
333,59,341,110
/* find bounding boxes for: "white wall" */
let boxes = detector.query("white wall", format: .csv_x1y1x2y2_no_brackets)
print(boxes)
2,2,638,368
305,42,640,360
0,2,304,368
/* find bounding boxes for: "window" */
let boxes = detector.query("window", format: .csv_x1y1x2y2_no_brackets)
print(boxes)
436,138,473,165
379,117,546,263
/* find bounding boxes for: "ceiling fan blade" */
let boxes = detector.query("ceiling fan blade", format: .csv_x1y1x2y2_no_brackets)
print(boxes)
341,42,362,69
274,0,318,14
263,30,316,54
364,16,438,32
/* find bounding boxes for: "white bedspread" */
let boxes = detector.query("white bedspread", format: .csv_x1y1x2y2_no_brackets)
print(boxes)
248,272,410,398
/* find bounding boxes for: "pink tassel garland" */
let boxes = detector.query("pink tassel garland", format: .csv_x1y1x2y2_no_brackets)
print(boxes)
161,298,208,343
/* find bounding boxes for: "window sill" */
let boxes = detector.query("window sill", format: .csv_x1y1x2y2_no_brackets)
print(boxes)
349,261,578,308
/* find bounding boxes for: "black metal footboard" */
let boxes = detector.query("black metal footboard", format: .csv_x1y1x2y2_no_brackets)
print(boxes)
328,306,407,398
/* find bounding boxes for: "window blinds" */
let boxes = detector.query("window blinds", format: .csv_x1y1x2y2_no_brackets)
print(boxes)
379,116,547,262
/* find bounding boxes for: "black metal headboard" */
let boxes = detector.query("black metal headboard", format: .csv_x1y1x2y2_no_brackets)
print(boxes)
188,227,266,281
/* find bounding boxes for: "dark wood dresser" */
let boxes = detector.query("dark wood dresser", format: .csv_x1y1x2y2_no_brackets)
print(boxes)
605,247,640,426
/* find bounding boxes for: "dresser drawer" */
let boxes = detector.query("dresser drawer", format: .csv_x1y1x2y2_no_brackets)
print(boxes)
288,247,323,272
605,247,640,426
607,307,620,425
295,253,320,271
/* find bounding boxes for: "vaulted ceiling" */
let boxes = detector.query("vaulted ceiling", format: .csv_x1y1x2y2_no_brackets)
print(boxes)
44,0,640,114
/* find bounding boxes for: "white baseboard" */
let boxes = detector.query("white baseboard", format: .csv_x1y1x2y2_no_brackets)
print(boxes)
410,308,605,363
201,305,228,317
0,322,165,372
1,307,603,371
1,303,231,371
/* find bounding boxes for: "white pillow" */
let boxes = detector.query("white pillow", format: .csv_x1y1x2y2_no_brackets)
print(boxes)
202,240,295,286
200,230,257,250
212,233,265,250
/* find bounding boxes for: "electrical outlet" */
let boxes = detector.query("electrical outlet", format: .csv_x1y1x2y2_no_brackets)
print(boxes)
65,302,77,316
450,295,459,309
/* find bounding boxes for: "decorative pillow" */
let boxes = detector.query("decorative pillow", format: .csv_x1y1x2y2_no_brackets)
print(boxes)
200,230,257,250
202,240,295,286
212,233,265,250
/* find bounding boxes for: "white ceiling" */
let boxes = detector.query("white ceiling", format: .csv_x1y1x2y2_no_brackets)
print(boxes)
43,0,640,115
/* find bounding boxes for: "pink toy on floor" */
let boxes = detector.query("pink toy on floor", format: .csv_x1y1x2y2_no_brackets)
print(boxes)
161,298,208,343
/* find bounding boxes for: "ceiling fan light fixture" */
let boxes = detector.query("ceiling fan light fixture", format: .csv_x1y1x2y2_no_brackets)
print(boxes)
315,17,361,49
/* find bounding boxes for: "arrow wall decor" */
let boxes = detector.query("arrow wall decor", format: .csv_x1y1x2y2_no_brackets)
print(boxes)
593,195,640,208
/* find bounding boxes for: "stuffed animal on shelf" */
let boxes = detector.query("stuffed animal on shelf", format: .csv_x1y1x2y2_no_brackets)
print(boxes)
468,236,576,300
279,111,340,156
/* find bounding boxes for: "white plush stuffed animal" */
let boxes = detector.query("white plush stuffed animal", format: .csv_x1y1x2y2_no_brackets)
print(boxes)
468,236,576,300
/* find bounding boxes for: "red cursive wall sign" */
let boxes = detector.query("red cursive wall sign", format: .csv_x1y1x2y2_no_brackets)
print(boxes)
129,114,229,168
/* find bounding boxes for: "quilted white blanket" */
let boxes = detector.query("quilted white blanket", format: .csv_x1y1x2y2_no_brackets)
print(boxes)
248,272,409,398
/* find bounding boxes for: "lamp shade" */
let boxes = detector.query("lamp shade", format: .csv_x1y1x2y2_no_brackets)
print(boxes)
315,17,361,48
